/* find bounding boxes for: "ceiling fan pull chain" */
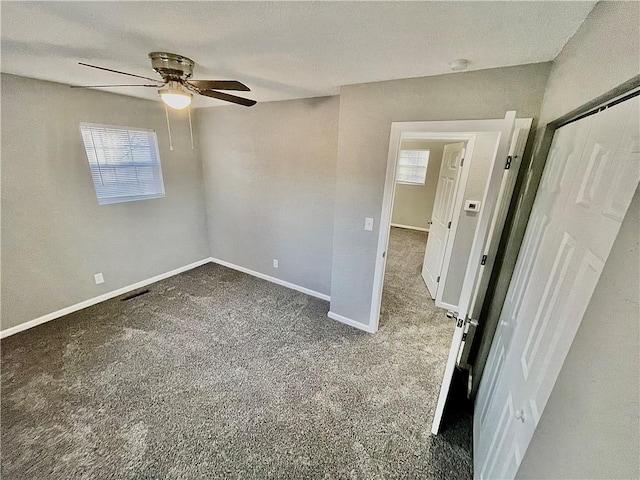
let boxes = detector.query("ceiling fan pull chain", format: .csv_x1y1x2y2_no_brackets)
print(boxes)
188,105,194,150
164,104,174,151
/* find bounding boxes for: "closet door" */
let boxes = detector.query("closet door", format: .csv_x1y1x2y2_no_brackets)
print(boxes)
475,96,639,480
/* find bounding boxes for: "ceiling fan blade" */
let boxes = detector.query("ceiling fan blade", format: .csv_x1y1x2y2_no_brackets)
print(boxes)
198,89,257,107
187,80,250,91
71,84,161,88
78,62,161,83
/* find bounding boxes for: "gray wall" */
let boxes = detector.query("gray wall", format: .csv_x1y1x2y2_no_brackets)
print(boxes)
1,74,210,330
329,63,551,324
440,132,499,307
537,0,639,126
502,2,640,478
391,140,445,230
516,188,640,480
196,96,339,296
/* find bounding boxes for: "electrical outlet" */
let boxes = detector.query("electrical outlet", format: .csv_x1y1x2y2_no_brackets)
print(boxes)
94,273,104,285
273,259,279,269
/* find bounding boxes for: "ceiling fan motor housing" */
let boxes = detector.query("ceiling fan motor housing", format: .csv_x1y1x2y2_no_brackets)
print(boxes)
149,52,194,80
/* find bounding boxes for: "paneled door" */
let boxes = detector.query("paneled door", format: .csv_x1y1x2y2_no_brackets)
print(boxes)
475,95,640,480
421,142,466,298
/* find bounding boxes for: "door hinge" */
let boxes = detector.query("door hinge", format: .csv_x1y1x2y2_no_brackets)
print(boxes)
462,332,467,342
447,221,451,229
505,155,513,170
446,311,464,328
437,276,440,283
481,254,487,265
460,149,466,166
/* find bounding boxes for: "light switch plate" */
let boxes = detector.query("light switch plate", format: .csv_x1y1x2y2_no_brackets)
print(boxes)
94,273,104,284
364,217,374,231
273,259,279,269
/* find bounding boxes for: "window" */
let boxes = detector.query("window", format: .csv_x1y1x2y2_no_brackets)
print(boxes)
80,123,165,205
396,149,429,185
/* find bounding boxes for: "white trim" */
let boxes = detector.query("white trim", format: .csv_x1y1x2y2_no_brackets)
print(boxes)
390,223,430,232
435,299,458,312
209,257,330,301
0,258,212,339
327,311,376,333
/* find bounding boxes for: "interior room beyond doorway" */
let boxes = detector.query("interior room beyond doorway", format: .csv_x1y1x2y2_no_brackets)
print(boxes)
390,140,454,233
382,134,472,313
383,135,464,313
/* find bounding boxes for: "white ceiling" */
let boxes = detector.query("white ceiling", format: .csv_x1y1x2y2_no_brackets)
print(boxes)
1,1,596,108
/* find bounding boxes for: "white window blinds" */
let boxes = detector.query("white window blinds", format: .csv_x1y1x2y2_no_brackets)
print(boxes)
396,149,429,185
80,123,165,205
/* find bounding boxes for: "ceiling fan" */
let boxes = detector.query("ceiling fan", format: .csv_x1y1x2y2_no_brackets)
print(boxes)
73,52,256,109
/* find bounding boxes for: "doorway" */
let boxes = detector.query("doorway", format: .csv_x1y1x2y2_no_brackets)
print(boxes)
378,127,518,321
385,139,470,319
377,126,500,436
371,113,535,435
380,137,470,328
378,132,479,318
372,117,532,334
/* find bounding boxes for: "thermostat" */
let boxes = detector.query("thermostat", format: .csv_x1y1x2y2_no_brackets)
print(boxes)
464,200,481,212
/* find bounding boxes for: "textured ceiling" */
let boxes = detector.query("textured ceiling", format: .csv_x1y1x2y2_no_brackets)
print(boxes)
1,1,596,108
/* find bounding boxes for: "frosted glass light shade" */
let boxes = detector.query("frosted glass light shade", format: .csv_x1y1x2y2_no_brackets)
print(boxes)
159,90,192,110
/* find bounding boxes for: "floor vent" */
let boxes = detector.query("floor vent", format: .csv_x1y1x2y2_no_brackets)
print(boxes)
121,289,150,302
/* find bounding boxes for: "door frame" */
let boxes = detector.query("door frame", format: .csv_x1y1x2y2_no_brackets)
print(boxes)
367,114,518,435
371,126,477,330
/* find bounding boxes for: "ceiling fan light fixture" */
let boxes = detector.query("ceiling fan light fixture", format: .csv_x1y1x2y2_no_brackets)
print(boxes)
158,83,192,110
161,91,192,110
77,55,255,108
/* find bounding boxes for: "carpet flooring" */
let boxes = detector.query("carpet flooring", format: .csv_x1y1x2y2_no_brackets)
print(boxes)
1,227,472,479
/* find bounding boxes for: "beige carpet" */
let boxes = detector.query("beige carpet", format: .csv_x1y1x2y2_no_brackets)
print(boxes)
1,227,471,479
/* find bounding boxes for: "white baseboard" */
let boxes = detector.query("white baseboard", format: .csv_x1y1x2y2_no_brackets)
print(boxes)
209,257,330,302
328,311,376,333
391,223,429,232
0,258,211,339
2,256,333,340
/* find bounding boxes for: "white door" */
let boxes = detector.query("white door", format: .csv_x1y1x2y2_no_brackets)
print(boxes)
421,142,466,298
458,119,533,368
475,95,639,480
431,111,517,434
